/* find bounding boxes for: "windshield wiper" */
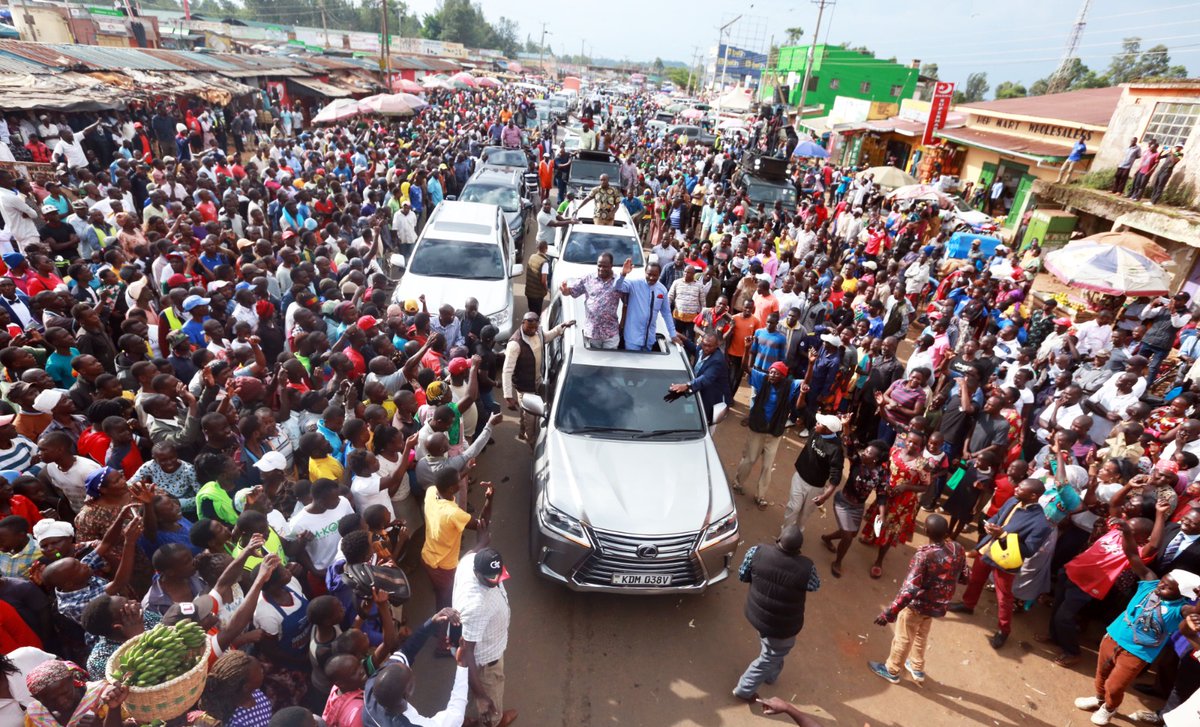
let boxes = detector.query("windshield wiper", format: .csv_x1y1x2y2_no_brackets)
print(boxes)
634,428,703,439
567,425,641,435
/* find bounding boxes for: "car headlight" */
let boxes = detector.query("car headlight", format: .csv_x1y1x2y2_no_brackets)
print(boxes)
538,497,590,547
700,510,738,550
489,308,510,329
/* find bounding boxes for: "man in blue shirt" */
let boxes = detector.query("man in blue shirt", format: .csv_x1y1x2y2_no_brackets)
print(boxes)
747,313,788,380
1056,133,1087,184
614,260,683,351
180,295,210,348
734,361,804,509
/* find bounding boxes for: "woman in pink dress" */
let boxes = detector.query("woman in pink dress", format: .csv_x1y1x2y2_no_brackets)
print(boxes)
860,430,932,578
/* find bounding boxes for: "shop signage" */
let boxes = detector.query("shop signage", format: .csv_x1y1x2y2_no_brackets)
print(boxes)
975,115,1094,141
922,81,955,146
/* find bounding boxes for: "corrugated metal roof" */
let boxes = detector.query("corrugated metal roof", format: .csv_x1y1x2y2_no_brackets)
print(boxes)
41,43,186,71
0,40,84,70
0,50,49,74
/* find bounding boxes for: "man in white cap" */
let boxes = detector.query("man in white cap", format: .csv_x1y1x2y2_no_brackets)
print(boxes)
1076,522,1200,726
781,412,846,534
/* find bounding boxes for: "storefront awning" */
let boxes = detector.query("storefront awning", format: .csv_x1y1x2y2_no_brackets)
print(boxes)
289,77,354,98
935,127,1078,163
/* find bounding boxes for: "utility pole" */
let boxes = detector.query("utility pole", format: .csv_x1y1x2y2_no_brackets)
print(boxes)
539,22,550,78
686,46,701,96
796,0,834,118
319,0,329,48
1047,0,1091,94
714,15,741,120
380,0,391,87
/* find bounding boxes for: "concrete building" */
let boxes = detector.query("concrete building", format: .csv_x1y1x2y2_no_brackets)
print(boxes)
1033,80,1200,295
764,45,920,115
934,87,1122,229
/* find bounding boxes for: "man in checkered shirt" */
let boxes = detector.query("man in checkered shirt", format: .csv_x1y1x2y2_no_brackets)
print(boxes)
453,545,515,727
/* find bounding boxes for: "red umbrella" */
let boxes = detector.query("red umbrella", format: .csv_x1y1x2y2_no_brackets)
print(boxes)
392,78,424,94
449,71,477,88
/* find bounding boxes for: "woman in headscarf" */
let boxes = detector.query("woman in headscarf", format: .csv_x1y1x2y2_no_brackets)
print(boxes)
23,659,127,727
72,466,153,591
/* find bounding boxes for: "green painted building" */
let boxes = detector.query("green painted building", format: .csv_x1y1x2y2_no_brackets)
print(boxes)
763,44,919,114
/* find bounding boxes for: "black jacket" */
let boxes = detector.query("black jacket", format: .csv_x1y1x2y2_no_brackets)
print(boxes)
793,433,844,488
743,545,815,638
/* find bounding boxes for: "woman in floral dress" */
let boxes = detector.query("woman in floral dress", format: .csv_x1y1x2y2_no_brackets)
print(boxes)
74,466,154,591
1142,393,1194,460
860,430,932,579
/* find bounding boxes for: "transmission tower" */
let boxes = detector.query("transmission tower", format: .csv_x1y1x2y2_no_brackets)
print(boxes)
1046,0,1092,94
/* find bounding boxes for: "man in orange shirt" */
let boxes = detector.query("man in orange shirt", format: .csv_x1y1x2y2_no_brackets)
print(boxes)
752,279,780,328
727,300,758,390
537,154,553,201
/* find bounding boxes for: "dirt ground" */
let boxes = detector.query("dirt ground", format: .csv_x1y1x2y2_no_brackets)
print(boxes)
395,275,1169,727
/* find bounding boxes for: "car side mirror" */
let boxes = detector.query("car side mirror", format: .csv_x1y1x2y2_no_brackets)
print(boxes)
510,263,525,278
390,253,406,270
520,393,545,418
445,195,457,202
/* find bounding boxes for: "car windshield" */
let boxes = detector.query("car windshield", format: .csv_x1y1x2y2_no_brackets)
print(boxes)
460,183,521,213
408,239,503,280
561,231,645,266
747,182,797,206
570,160,620,182
951,197,973,212
483,149,526,167
556,364,705,438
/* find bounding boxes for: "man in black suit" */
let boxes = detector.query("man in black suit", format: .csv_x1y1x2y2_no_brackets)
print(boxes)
1156,505,1200,576
671,333,731,425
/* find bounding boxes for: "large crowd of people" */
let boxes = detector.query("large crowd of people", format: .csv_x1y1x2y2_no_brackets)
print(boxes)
0,73,1197,727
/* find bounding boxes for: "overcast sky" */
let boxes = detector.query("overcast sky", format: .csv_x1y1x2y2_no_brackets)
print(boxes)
407,0,1200,92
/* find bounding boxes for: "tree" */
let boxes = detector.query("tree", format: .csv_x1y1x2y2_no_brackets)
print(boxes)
919,62,939,80
995,81,1027,99
1107,37,1189,84
652,57,665,74
916,63,939,101
785,27,804,44
665,67,691,92
491,16,520,57
953,72,989,103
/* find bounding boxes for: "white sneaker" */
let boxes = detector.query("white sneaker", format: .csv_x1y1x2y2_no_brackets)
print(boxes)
1075,697,1101,711
1091,705,1115,725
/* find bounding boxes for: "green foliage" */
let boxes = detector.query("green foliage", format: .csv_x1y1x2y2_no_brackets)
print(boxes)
1077,167,1116,191
665,67,691,91
994,81,1027,99
652,57,665,74
785,27,804,44
952,72,989,103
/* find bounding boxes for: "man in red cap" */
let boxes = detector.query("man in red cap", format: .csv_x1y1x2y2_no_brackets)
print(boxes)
734,361,804,510
446,356,478,439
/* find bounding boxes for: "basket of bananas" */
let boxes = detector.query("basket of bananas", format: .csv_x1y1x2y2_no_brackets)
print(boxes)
105,621,212,721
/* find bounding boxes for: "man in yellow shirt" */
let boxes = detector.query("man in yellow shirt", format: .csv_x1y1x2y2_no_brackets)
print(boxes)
423,467,493,655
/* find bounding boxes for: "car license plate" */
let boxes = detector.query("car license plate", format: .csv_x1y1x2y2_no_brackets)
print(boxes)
612,573,672,586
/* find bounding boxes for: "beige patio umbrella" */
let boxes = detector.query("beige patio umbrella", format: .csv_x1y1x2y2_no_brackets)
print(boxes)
1083,230,1172,264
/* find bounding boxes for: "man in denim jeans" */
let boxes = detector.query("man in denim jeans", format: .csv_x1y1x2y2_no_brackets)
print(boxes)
732,526,819,701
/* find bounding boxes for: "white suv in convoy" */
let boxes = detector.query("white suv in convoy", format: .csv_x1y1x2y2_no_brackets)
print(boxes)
390,201,522,339
521,295,740,593
548,200,644,294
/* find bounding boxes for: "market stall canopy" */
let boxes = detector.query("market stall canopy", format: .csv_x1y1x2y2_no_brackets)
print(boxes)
392,78,424,94
290,77,355,98
449,71,477,88
312,98,362,124
1044,240,1172,296
714,87,753,112
0,72,121,111
859,166,918,190
679,108,704,120
792,140,829,159
477,76,502,88
887,184,952,207
1083,230,1172,264
422,75,450,90
356,93,425,117
717,118,745,130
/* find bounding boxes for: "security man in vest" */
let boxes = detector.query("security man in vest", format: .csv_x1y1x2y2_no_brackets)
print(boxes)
733,524,819,701
502,310,574,446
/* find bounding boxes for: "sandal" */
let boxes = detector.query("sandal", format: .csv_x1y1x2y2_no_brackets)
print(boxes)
755,497,768,511
1054,653,1081,668
830,563,843,578
870,566,883,579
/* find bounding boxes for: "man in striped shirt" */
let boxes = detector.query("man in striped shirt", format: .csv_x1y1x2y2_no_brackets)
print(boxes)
668,265,712,341
0,409,37,475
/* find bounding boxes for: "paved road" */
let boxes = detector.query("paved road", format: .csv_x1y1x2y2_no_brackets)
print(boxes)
395,207,1156,727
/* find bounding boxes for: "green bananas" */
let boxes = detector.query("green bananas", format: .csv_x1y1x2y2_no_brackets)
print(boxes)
112,621,208,688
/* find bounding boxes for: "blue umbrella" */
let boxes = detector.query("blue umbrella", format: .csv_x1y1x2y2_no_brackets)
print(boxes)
792,140,829,158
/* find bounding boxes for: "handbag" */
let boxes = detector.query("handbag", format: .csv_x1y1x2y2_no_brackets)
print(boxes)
343,563,412,606
987,505,1024,570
